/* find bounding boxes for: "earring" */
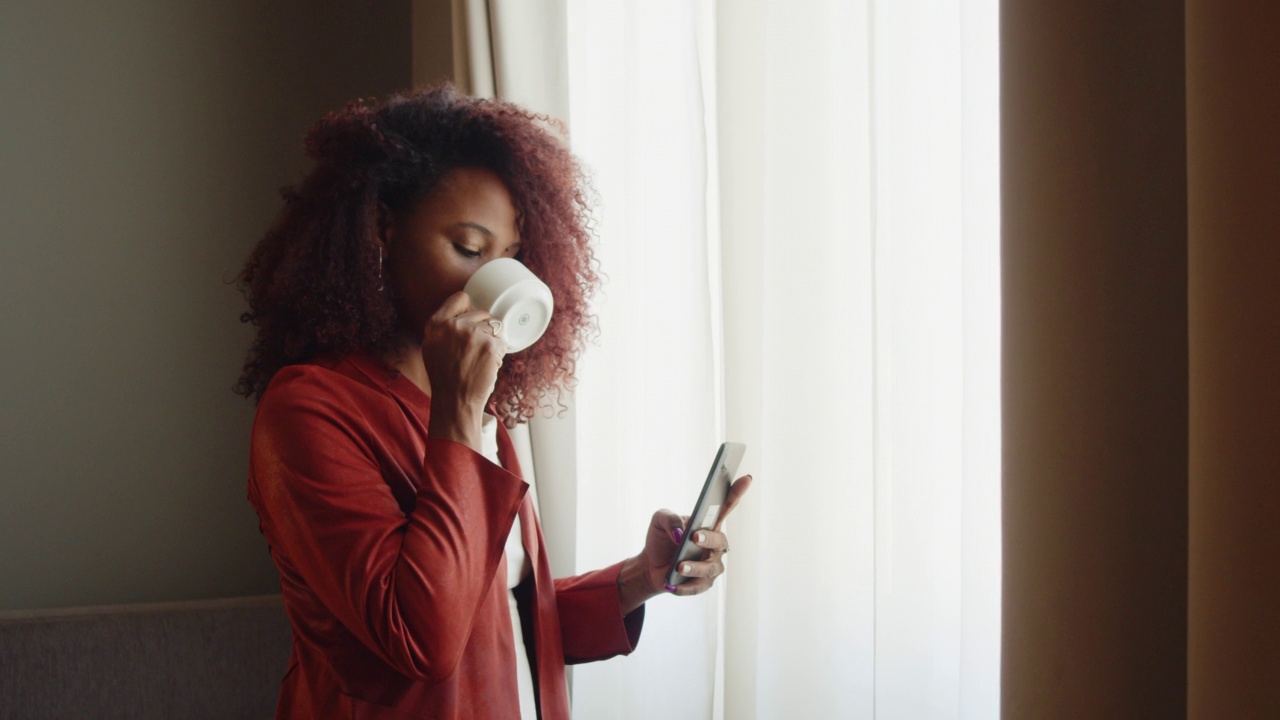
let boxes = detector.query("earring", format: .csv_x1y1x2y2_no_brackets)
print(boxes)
377,246,384,291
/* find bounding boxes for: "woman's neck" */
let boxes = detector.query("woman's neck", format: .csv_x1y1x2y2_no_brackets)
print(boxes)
385,337,432,397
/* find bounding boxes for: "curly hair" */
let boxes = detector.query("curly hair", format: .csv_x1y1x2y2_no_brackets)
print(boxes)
235,84,599,426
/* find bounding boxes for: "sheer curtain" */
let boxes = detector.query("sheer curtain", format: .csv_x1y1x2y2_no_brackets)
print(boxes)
564,2,723,718
565,0,1001,718
717,0,1000,717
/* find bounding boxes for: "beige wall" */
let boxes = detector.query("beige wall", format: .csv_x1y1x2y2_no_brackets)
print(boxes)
1000,1,1188,717
0,1,422,610
413,0,457,88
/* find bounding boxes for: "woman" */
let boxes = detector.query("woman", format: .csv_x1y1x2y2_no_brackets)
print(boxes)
236,85,750,719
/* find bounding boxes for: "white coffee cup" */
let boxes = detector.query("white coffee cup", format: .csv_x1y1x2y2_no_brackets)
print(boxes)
463,258,555,354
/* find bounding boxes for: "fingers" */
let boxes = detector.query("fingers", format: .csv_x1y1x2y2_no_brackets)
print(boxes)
448,309,493,326
711,474,753,532
441,309,498,335
667,578,714,596
674,557,724,580
420,292,507,409
430,291,475,321
427,305,506,355
649,509,686,545
475,317,507,348
672,530,727,586
429,292,506,340
664,550,725,596
688,528,729,553
666,561,720,596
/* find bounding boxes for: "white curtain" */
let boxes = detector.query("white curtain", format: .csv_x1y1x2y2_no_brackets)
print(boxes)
564,2,723,718
566,0,1001,718
716,0,1001,717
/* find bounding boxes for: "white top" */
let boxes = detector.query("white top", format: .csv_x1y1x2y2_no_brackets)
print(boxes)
479,414,537,720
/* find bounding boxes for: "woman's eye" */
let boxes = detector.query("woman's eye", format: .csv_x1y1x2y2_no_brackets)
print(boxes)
454,244,481,259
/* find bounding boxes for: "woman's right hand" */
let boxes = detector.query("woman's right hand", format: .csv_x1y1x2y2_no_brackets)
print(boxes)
421,291,506,450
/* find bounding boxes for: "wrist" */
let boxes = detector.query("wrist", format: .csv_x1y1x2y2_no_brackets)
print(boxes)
617,553,661,615
427,401,485,451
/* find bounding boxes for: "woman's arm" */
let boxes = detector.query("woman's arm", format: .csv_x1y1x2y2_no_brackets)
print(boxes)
250,365,526,684
553,563,645,664
552,476,750,665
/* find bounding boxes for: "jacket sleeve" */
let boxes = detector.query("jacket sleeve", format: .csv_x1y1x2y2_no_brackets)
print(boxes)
248,367,527,684
554,562,645,664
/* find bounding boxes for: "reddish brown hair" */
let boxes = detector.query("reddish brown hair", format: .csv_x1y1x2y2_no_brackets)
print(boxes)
236,85,599,425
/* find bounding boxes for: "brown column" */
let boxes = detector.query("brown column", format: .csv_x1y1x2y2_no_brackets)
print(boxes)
1187,3,1280,717
1000,2,1188,717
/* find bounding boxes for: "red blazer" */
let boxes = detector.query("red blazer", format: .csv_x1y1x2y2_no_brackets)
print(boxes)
247,354,644,718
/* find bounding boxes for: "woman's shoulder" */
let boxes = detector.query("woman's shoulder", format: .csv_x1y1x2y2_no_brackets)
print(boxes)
257,354,397,422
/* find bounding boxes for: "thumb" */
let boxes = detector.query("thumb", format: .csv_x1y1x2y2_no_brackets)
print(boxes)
712,474,753,531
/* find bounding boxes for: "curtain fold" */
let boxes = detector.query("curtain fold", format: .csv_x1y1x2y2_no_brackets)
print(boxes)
717,1,1001,718
1186,2,1280,716
1000,2,1280,716
998,1,1188,716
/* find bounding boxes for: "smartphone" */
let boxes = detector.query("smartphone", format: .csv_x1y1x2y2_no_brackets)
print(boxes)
665,442,747,587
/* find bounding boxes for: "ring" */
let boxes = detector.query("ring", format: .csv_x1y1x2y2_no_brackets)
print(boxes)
487,319,503,337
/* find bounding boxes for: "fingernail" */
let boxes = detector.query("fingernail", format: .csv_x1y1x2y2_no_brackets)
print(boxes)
672,527,684,545
694,531,705,545
664,584,677,593
682,563,694,574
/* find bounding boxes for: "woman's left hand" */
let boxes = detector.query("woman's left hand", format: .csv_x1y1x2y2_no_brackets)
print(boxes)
617,475,753,613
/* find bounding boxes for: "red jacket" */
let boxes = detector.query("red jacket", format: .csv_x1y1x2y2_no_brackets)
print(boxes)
248,354,644,718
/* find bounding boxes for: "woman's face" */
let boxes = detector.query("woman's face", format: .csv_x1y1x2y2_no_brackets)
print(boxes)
384,166,523,337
